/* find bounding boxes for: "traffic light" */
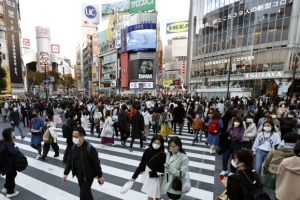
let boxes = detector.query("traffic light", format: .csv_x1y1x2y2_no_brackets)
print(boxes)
279,82,282,88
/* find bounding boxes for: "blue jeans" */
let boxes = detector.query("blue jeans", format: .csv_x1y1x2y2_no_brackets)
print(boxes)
255,149,269,179
11,124,24,137
193,129,200,143
222,141,242,173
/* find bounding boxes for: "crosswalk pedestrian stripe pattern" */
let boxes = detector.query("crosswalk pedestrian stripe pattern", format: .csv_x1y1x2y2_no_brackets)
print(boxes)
1,122,215,200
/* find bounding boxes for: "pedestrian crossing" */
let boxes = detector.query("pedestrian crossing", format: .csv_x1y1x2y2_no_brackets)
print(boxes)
0,122,215,200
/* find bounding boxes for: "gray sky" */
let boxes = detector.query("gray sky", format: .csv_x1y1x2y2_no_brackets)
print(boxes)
19,0,190,65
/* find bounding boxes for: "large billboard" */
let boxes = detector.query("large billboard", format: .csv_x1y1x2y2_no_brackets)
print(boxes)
126,23,156,51
36,26,51,71
121,52,129,88
81,4,100,27
130,0,156,13
4,0,23,84
101,0,130,20
166,21,188,34
130,59,154,81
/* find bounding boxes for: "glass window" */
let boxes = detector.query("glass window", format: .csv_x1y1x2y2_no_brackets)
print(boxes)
217,33,222,51
270,0,278,21
274,19,283,41
260,22,268,44
231,29,237,49
0,31,5,40
233,5,239,29
221,32,227,50
256,0,266,22
254,23,261,45
238,4,245,28
282,17,290,41
247,25,255,46
267,21,276,43
285,2,293,17
2,54,5,60
227,7,234,30
237,28,243,48
244,2,252,27
213,34,217,52
218,10,224,33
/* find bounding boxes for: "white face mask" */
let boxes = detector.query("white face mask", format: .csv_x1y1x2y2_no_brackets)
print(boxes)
164,110,168,112
288,115,294,118
282,105,285,108
74,115,77,120
234,122,240,127
264,127,272,132
152,143,161,149
271,115,276,119
246,119,253,123
13,108,17,111
231,159,238,168
196,115,200,119
72,137,80,144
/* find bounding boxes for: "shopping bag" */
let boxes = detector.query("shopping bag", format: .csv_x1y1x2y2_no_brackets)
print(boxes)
182,171,191,194
120,181,134,194
262,167,276,190
215,190,228,200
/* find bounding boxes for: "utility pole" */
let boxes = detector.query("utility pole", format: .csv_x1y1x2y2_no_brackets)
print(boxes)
186,0,193,94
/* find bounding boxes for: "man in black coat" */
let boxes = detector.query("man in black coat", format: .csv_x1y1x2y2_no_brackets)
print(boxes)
129,105,145,152
20,101,28,127
62,126,104,199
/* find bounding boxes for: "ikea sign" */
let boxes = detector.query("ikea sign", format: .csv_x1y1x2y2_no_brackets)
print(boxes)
166,21,189,34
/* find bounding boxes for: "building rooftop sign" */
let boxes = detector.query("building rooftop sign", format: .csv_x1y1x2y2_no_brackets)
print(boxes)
244,71,283,79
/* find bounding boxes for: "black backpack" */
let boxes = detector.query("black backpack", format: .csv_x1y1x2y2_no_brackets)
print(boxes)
229,174,271,200
0,142,8,169
62,122,72,138
13,151,28,172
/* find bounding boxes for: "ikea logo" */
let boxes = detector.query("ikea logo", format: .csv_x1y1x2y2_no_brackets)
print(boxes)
166,21,189,34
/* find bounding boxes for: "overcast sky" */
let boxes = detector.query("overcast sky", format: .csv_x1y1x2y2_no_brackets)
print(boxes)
19,0,190,65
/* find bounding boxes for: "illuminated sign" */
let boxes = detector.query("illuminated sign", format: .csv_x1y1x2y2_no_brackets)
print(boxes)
200,0,293,29
244,71,283,79
205,56,255,66
130,82,153,89
166,21,188,34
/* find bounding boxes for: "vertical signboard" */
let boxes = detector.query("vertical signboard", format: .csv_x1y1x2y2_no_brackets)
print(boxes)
121,28,127,52
130,0,156,13
92,32,98,55
181,60,186,77
51,44,60,53
81,4,100,27
92,66,98,82
99,58,103,84
4,0,23,84
23,38,30,47
121,52,129,88
36,26,51,71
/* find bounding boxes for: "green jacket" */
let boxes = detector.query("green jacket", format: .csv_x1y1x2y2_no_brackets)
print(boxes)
162,151,189,195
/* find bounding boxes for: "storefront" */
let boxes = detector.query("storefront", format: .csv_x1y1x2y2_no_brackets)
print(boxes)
191,0,300,97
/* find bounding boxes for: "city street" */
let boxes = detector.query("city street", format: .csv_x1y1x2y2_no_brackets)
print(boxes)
0,118,223,200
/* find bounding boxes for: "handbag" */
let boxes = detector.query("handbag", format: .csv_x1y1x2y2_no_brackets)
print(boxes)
11,151,28,172
262,167,276,190
102,121,113,136
172,171,182,191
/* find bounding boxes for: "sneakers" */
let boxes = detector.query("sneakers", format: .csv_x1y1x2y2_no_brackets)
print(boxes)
121,141,126,146
21,136,25,140
228,172,234,176
192,142,195,146
128,148,133,152
53,154,59,157
6,191,19,198
112,144,116,146
1,188,7,193
220,170,228,175
38,156,45,161
36,154,42,160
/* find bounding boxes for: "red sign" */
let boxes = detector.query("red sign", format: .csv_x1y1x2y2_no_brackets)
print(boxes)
51,44,60,53
23,38,30,47
173,80,180,85
181,60,186,77
121,52,129,88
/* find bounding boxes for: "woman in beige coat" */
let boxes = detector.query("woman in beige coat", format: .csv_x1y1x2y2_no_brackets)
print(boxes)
276,142,300,200
162,136,189,200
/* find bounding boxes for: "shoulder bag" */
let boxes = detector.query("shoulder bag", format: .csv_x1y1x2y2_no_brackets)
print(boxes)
172,171,182,191
262,167,276,190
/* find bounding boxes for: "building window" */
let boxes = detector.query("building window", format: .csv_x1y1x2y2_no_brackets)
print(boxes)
2,54,5,60
0,31,5,40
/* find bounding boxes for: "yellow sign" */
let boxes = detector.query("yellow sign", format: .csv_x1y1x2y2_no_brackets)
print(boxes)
106,15,117,40
2,66,11,94
162,80,172,87
166,21,189,34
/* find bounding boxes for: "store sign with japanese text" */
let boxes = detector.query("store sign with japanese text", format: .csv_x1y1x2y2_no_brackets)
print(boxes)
200,0,293,29
92,32,98,55
130,0,155,13
5,0,23,84
181,60,186,77
23,38,30,47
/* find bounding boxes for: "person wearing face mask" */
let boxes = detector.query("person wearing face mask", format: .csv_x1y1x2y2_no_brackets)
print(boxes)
192,114,205,145
242,115,257,150
226,150,263,200
256,116,281,137
8,106,25,140
159,106,173,141
257,111,271,129
276,102,287,120
252,121,281,179
206,111,224,153
221,117,245,176
268,103,276,113
30,109,45,159
62,127,104,200
63,111,78,163
162,137,189,200
270,111,280,130
131,135,166,200
40,114,59,160
0,128,21,198
280,111,298,138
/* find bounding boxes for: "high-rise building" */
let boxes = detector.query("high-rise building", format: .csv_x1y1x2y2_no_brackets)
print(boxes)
190,0,300,98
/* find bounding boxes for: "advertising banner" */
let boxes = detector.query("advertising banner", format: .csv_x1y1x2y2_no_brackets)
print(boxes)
166,21,188,34
121,28,127,52
51,44,60,53
5,0,23,84
39,52,50,72
106,15,118,40
92,66,98,82
23,38,30,47
81,3,100,27
92,33,98,55
121,52,129,88
130,0,156,13
130,82,153,89
101,0,130,20
126,23,156,51
162,80,172,87
2,66,11,93
181,60,186,77
159,50,162,71
130,59,154,81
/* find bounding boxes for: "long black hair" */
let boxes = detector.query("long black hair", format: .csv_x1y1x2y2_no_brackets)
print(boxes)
2,128,14,145
149,135,164,152
168,136,186,155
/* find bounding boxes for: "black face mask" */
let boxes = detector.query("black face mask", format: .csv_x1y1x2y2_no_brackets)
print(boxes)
32,114,37,118
45,119,49,122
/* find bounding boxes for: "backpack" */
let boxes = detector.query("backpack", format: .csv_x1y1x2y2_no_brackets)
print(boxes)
62,121,72,138
208,119,219,134
0,142,8,169
229,174,271,200
129,108,136,121
13,151,28,172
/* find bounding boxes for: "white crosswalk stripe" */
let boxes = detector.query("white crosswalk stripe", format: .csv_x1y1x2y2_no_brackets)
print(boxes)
2,122,214,200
